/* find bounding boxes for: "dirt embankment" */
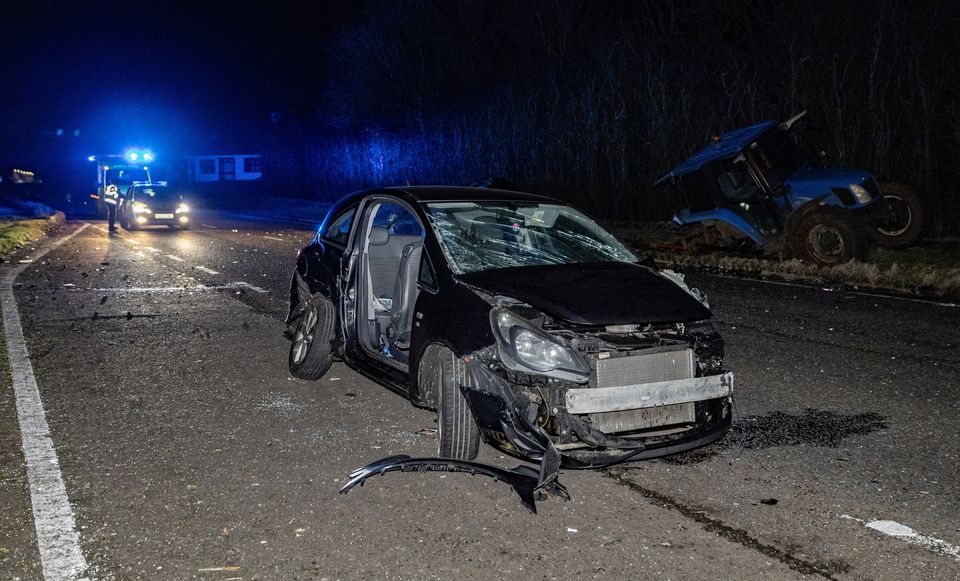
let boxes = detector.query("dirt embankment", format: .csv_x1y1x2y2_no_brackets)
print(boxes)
611,222,960,302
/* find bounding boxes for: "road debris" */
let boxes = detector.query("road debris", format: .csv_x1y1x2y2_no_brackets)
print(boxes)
339,454,570,514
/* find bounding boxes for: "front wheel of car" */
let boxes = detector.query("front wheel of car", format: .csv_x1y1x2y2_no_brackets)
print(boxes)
420,344,480,460
288,296,336,380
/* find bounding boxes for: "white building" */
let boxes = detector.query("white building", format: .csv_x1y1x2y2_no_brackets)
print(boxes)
185,154,262,183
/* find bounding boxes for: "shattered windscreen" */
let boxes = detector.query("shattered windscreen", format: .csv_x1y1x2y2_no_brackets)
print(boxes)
423,201,637,274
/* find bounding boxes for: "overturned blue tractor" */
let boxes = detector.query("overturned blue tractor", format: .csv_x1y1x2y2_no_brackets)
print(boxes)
655,111,924,265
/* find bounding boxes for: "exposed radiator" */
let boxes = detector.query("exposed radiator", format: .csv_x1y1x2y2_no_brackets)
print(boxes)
588,348,696,433
594,348,694,388
589,403,695,433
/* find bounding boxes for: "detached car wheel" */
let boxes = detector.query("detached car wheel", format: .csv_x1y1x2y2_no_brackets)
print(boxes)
873,183,924,248
791,206,869,265
288,296,336,380
420,344,480,460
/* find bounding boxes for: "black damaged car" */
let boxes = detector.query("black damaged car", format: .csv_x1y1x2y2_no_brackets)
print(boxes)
286,186,733,471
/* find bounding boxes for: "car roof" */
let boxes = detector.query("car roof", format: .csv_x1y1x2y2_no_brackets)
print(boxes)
654,120,777,186
387,185,559,204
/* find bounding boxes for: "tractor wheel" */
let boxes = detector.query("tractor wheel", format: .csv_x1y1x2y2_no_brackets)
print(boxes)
790,206,870,266
872,183,925,248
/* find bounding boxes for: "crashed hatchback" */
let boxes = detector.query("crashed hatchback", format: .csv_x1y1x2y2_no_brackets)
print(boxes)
286,186,733,469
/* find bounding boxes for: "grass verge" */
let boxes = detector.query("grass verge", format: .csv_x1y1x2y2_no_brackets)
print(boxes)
612,222,960,302
0,212,66,259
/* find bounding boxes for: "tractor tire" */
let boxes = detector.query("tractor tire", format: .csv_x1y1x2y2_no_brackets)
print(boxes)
790,206,870,266
419,344,480,460
872,182,925,248
288,295,336,380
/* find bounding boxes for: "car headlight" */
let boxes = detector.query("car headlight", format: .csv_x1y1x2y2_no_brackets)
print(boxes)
176,202,190,213
849,183,872,204
132,202,150,214
490,307,589,380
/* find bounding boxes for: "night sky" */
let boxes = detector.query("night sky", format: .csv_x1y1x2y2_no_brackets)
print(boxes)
0,1,353,160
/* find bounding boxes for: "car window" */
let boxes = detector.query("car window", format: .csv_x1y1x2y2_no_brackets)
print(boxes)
370,203,423,236
424,201,636,274
322,207,356,246
418,253,437,290
139,186,178,202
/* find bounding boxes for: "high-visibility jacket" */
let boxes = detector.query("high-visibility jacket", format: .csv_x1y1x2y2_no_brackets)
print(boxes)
104,184,119,205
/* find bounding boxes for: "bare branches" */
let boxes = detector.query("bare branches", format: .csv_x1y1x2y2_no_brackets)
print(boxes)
274,0,959,231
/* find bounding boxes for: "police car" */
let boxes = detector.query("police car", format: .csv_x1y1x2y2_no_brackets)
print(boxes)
119,183,191,230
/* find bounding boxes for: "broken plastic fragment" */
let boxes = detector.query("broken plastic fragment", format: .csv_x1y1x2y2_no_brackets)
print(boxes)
339,455,570,514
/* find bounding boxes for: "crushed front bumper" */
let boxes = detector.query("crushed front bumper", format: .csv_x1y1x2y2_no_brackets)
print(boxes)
459,358,732,469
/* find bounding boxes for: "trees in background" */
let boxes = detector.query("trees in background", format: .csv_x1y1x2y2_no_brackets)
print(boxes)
268,0,960,235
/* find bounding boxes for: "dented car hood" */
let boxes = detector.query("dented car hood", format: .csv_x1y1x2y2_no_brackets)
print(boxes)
457,261,711,325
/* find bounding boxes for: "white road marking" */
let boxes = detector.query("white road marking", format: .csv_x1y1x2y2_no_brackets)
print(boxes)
124,238,140,245
1,224,90,580
166,254,185,262
194,265,220,275
143,246,161,253
230,281,269,293
80,282,269,294
263,236,284,241
841,514,960,561
202,224,218,229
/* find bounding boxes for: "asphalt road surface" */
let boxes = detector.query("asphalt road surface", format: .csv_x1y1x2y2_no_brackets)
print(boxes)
1,212,958,580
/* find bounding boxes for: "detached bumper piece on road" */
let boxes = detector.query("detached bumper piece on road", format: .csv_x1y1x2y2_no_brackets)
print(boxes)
339,453,570,514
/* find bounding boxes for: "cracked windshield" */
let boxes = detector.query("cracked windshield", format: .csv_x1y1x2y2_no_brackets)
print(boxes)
424,202,637,274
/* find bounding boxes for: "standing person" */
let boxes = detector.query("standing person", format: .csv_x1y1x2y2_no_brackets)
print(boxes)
104,184,119,230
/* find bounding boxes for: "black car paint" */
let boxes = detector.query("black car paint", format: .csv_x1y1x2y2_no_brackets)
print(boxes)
291,188,560,399
458,262,712,326
290,186,731,468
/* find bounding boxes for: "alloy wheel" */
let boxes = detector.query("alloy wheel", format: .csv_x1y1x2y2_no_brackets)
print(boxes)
291,307,318,364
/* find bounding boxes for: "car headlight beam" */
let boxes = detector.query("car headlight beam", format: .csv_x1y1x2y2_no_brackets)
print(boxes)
132,202,150,214
176,202,190,213
490,307,589,380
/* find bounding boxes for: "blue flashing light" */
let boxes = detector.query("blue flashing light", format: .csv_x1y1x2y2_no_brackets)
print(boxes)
142,152,154,162
128,151,139,161
87,155,97,162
